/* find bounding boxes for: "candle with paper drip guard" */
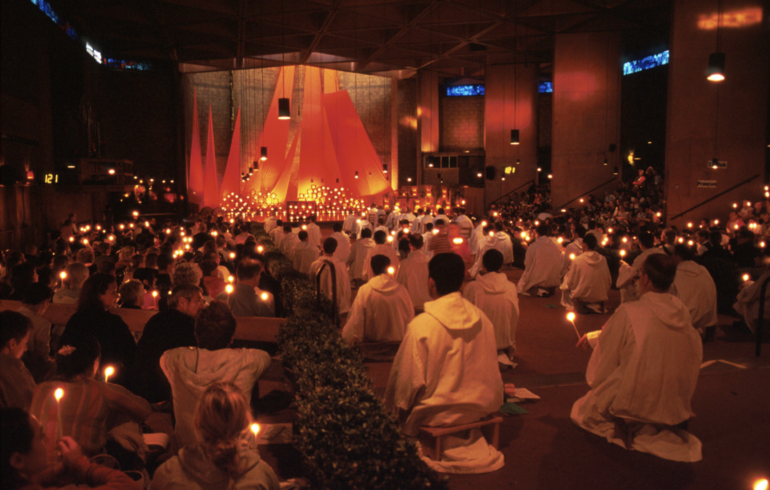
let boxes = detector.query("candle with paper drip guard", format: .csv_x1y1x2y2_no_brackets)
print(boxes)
54,388,64,440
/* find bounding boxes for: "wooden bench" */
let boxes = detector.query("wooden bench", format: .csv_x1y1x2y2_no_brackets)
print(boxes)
0,300,285,344
418,415,504,461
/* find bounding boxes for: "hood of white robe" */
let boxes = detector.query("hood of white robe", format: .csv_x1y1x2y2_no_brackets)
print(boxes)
368,274,401,294
424,291,481,331
639,292,690,330
495,231,510,242
475,271,513,294
580,251,604,266
676,260,703,278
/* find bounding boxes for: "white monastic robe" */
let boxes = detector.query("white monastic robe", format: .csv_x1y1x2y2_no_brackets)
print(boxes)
347,237,375,281
292,241,318,275
385,211,399,230
330,231,351,263
269,227,285,247
362,243,400,282
368,207,378,224
463,272,519,351
264,216,278,234
469,234,500,278
469,223,486,255
433,213,449,225
560,238,584,279
384,292,505,474
403,212,416,225
279,233,300,259
571,292,703,462
342,274,414,344
306,222,322,250
357,220,373,239
342,214,358,235
616,248,666,303
396,250,431,311
420,213,434,231
669,261,717,334
560,251,611,309
586,229,603,245
422,232,435,259
733,269,770,333
455,214,474,238
517,236,563,293
309,255,351,315
374,225,389,235
411,215,425,234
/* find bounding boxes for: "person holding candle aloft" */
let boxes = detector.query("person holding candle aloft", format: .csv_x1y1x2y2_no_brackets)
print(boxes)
149,382,279,490
2,407,138,490
29,335,151,466
0,311,36,410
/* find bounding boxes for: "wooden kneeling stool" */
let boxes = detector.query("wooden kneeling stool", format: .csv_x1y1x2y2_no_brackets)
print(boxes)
418,415,503,461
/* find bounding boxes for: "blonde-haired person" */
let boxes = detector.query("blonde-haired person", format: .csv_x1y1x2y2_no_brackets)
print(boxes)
149,382,280,490
53,263,89,305
118,280,145,309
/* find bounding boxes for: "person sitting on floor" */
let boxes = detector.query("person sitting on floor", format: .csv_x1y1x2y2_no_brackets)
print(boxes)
572,254,703,462
149,382,280,490
342,255,414,345
130,284,202,403
309,238,352,317
396,234,432,312
161,301,271,449
517,224,563,296
670,245,718,338
18,284,55,383
52,263,88,305
59,273,136,388
560,225,586,279
291,230,318,276
463,249,519,366
560,234,611,313
0,311,36,409
29,335,151,464
362,230,400,282
2,407,137,490
215,258,273,317
384,253,504,474
616,231,666,303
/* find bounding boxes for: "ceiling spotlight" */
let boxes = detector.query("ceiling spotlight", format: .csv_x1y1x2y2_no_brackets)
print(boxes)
278,98,291,119
707,52,725,82
260,147,268,161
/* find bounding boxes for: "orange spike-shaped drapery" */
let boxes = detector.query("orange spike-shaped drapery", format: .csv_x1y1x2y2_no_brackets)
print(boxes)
188,89,204,205
203,105,219,208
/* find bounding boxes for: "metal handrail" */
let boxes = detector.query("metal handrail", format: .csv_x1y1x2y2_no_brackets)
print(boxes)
554,177,618,210
489,179,535,207
754,274,770,357
669,174,759,221
315,259,339,329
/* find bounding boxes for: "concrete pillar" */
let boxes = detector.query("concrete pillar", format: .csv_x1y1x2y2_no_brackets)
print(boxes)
664,0,769,224
551,32,621,210
485,63,538,205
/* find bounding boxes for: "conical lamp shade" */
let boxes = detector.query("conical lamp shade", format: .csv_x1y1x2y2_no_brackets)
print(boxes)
278,98,291,119
510,129,520,145
260,147,268,161
707,52,725,82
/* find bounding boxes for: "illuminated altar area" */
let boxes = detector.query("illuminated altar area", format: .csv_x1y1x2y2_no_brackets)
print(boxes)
184,65,400,220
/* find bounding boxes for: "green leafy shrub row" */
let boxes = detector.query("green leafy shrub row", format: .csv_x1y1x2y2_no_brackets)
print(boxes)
266,238,448,489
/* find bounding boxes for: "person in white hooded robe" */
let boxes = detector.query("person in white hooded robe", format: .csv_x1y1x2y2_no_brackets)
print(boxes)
571,254,703,462
463,249,519,363
291,230,318,276
278,225,299,259
560,234,611,312
669,245,717,336
309,238,352,316
385,253,505,474
362,230,400,282
616,232,665,303
469,222,514,277
517,224,563,296
305,215,323,251
342,209,359,235
560,225,586,279
268,220,285,246
396,234,432,311
342,254,414,344
454,208,474,238
329,222,351,263
347,228,375,285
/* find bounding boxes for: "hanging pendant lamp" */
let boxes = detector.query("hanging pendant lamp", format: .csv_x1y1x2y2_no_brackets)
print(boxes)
260,147,268,161
278,98,291,120
510,129,520,145
707,52,725,82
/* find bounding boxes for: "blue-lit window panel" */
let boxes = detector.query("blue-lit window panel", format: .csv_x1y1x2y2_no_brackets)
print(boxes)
31,0,78,40
105,59,153,71
539,81,553,93
623,50,670,75
446,85,485,96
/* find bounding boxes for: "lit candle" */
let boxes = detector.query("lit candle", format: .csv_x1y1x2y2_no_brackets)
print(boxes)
228,275,235,284
260,292,269,301
387,266,395,275
566,312,581,341
54,387,64,440
754,479,768,490
743,273,751,282
225,284,234,300
569,253,576,260
250,422,260,449
104,366,115,383
59,271,67,281
620,249,627,258
152,290,159,308
257,246,264,253
230,252,236,259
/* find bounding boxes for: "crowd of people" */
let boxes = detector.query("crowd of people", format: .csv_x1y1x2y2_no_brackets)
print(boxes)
1,167,767,484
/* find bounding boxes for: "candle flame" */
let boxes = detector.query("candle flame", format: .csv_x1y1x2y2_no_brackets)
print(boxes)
104,366,115,382
261,292,268,301
54,388,64,402
226,284,234,294
743,273,750,282
250,423,260,436
230,252,236,259
60,271,67,280
566,312,576,322
387,266,395,275
569,253,576,260
620,250,627,257
452,238,463,244
228,276,235,283
754,479,768,490
152,290,158,298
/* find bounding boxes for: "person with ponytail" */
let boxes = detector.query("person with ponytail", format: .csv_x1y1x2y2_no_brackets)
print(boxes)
28,335,151,464
149,382,279,490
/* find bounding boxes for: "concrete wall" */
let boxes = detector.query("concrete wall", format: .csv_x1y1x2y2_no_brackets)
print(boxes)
440,94,485,151
551,32,621,209
664,0,769,225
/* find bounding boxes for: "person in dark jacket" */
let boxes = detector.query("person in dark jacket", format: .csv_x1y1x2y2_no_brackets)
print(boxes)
59,273,135,388
129,284,202,403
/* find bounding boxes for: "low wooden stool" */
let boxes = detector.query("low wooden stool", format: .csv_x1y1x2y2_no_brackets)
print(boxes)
418,415,503,461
